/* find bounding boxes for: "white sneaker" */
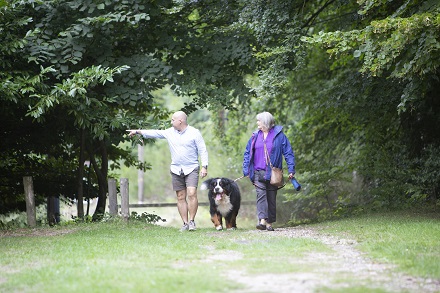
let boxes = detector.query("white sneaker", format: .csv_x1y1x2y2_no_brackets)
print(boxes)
180,223,189,232
188,220,196,231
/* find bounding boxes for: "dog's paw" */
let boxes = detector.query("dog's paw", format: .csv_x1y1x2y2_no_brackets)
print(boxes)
227,227,237,231
215,225,223,231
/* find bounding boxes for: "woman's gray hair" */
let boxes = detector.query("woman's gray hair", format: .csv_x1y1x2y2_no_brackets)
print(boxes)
256,112,275,131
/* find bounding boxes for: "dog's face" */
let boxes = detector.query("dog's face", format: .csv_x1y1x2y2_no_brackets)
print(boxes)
203,178,232,202
211,178,225,201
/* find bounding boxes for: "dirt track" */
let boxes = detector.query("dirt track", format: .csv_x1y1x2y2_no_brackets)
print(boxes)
207,226,440,293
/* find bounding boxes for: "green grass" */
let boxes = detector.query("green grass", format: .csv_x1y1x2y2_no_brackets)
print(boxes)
0,221,325,292
314,211,440,279
1,211,439,292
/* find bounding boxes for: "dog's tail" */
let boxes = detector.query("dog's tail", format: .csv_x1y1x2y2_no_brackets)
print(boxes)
200,179,210,190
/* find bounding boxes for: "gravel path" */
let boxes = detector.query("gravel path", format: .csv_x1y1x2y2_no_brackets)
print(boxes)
209,226,440,293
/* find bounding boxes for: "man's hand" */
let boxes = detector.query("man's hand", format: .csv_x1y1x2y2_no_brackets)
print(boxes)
126,130,138,137
200,166,208,178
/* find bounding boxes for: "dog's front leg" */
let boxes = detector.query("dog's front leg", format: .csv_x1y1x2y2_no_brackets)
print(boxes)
225,213,237,230
211,213,223,230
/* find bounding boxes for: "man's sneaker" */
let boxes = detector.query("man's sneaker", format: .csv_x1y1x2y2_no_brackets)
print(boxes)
180,223,189,232
188,220,196,231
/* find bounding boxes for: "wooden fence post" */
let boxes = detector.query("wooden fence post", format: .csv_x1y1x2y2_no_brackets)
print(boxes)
23,176,36,227
137,144,144,203
108,178,118,216
120,178,129,221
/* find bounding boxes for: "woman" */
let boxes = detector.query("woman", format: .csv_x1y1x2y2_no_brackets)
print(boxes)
243,112,296,231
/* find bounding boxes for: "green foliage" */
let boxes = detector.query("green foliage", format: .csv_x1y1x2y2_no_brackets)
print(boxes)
222,0,440,225
2,0,439,226
128,211,166,224
304,12,440,81
0,204,48,229
69,211,165,225
238,0,305,99
27,65,130,129
0,1,46,103
0,0,258,216
302,2,440,114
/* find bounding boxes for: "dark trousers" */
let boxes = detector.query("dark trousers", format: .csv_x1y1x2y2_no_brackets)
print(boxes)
254,170,277,223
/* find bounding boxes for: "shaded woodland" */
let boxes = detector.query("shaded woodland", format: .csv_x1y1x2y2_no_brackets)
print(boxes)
1,0,439,224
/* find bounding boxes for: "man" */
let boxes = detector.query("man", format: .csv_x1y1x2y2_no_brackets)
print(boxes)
127,111,208,231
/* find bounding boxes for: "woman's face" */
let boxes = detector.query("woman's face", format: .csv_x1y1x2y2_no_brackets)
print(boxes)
257,119,265,131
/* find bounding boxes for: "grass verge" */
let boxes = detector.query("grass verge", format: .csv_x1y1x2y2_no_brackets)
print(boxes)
314,210,440,279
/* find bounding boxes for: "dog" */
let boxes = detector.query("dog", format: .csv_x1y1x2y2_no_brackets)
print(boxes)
201,177,241,230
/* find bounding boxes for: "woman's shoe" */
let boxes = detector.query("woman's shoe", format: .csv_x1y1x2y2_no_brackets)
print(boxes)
256,224,267,230
266,226,275,231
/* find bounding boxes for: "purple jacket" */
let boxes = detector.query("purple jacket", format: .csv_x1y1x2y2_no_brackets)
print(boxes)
243,125,296,182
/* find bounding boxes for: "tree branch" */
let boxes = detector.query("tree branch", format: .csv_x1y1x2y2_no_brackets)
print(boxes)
301,0,338,29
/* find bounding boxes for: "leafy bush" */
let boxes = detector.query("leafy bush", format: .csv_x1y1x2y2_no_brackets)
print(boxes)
0,204,48,229
128,211,166,224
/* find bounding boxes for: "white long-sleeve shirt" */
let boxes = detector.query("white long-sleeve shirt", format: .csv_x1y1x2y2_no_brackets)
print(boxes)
139,126,208,175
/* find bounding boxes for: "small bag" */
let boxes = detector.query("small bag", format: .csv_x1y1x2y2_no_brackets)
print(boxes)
270,166,284,186
264,142,285,187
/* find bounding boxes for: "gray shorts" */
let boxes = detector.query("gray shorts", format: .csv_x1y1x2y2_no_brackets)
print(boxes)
171,167,199,191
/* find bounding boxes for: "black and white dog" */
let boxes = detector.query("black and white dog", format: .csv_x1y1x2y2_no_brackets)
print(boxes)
201,178,241,230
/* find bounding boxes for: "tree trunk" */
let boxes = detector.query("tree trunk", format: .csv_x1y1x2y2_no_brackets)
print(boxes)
76,129,85,219
88,139,108,221
47,196,60,226
218,109,225,133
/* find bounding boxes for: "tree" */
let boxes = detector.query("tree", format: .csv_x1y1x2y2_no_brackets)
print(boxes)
1,0,259,219
225,0,440,223
301,0,440,208
0,0,76,213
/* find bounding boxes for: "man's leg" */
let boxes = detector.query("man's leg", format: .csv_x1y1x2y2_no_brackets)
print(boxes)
176,189,188,224
186,186,198,221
